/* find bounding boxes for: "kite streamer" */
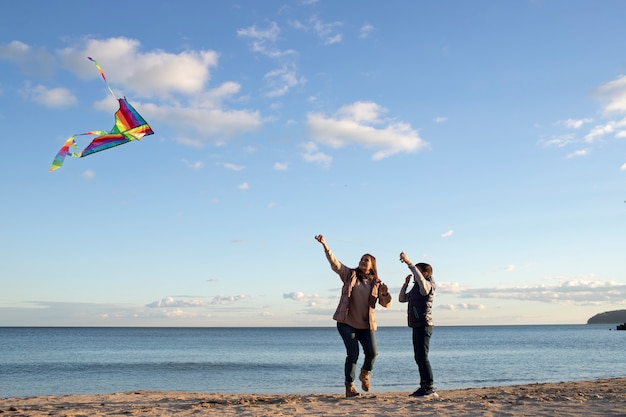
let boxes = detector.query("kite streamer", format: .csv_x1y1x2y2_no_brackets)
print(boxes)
50,58,154,171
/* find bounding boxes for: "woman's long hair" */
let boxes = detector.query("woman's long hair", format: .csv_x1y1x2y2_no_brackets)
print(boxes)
356,253,378,281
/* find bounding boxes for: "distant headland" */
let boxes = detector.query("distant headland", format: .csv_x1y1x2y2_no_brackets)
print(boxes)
587,309,626,324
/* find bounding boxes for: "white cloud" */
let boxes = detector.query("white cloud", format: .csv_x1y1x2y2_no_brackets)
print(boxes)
47,37,263,146
283,291,321,306
310,15,343,44
163,309,200,318
273,162,288,171
434,116,448,123
59,37,219,99
25,84,77,107
566,148,590,158
541,74,626,157
81,170,96,179
307,101,427,160
584,122,615,143
537,134,576,148
359,24,375,39
0,40,54,74
620,163,626,171
181,159,203,170
593,74,626,115
438,303,485,311
264,65,306,97
556,118,592,129
211,294,246,305
238,182,250,190
301,141,332,167
237,22,295,58
441,230,454,238
146,297,207,308
449,279,626,305
223,163,245,171
142,100,262,143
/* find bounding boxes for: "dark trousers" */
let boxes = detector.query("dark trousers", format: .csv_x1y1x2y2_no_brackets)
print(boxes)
337,322,378,383
412,325,434,389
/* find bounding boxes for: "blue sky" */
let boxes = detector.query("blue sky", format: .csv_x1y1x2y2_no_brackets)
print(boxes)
1,0,625,327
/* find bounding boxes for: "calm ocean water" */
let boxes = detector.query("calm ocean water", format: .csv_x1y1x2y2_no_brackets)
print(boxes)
1,325,624,398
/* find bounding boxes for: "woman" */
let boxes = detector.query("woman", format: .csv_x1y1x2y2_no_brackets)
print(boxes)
315,234,392,397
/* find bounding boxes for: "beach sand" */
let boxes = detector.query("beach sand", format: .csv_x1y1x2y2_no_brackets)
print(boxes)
1,377,624,416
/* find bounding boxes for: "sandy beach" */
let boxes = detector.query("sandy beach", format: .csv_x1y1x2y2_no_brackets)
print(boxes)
1,377,624,416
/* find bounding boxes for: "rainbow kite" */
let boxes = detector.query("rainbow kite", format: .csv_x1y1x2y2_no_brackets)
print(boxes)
50,57,154,171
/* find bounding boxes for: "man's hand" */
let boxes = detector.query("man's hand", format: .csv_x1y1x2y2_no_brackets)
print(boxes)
399,251,412,265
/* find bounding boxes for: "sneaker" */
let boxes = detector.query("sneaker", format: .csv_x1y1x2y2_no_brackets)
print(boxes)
410,387,438,398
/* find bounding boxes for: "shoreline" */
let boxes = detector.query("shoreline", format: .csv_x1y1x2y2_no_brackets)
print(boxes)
1,377,625,416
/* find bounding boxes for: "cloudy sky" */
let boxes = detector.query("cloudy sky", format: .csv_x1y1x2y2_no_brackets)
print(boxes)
1,0,625,327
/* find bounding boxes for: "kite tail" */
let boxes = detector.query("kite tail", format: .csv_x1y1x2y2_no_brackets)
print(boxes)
88,57,117,100
49,136,77,171
49,131,108,171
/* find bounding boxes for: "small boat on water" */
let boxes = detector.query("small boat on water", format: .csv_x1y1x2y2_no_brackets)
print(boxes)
617,323,626,330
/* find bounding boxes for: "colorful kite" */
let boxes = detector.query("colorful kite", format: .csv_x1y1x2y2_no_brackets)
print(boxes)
50,57,154,171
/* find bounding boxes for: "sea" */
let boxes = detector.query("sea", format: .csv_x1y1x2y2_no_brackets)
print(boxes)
1,325,624,398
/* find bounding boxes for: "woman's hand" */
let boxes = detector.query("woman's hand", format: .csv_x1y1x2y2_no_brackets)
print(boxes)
404,274,412,285
379,282,389,296
315,234,329,251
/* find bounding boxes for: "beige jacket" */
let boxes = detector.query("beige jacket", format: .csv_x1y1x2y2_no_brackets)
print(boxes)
323,249,392,331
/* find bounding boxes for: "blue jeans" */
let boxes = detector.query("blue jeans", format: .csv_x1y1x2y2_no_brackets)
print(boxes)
337,322,378,383
412,326,434,389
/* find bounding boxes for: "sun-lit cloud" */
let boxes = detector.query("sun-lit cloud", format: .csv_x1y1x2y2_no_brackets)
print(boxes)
0,40,54,75
264,65,306,97
41,37,263,145
181,159,203,170
584,122,615,143
310,15,342,44
59,37,218,99
237,22,295,58
566,148,590,158
359,24,375,39
223,162,245,171
5,37,265,148
593,74,626,115
301,141,332,167
81,170,96,179
537,134,576,148
237,23,302,96
146,297,208,308
445,279,626,305
283,291,324,308
541,74,626,155
211,294,246,305
23,84,77,107
438,303,485,311
307,101,427,160
140,94,262,141
441,230,454,238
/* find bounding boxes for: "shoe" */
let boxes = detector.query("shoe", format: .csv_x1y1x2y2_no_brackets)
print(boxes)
410,387,438,398
358,368,371,392
345,382,361,398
